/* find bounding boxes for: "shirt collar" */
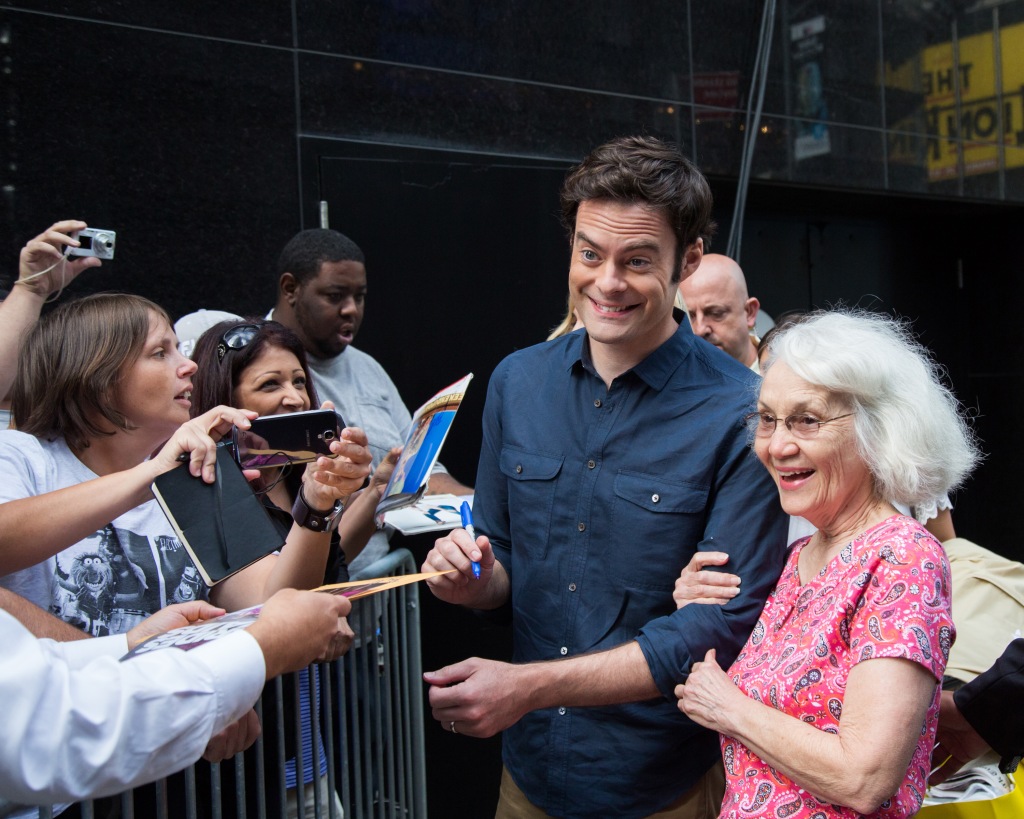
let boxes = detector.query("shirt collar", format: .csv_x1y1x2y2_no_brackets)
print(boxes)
567,316,695,392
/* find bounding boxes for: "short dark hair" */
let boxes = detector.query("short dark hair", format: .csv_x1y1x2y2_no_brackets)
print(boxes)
189,318,320,416
276,229,365,286
559,135,716,282
12,293,170,451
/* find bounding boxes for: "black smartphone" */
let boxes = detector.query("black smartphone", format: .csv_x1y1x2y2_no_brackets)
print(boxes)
232,408,344,469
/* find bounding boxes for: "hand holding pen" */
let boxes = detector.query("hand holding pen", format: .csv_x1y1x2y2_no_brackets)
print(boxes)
460,500,481,579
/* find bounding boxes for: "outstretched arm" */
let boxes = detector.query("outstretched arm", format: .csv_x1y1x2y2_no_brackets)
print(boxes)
0,406,256,575
1,220,102,402
0,588,352,805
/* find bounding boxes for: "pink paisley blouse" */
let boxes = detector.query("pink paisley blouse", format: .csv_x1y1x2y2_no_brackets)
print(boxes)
719,515,954,819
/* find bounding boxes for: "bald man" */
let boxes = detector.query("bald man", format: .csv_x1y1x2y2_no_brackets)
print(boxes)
678,254,761,370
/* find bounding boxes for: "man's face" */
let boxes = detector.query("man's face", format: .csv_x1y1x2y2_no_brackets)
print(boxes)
287,260,367,359
569,199,699,364
679,258,757,366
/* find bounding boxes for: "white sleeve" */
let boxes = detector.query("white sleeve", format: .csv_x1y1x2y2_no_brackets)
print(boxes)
0,612,266,805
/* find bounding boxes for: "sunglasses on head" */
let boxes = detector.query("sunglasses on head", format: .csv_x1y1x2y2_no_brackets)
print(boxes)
216,323,263,363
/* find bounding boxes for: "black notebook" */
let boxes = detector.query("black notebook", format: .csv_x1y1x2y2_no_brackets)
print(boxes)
152,446,284,586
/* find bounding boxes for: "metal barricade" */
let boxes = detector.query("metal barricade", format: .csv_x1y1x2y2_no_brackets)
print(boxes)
22,548,427,819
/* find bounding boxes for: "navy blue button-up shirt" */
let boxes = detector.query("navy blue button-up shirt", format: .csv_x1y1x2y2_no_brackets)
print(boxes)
474,321,788,818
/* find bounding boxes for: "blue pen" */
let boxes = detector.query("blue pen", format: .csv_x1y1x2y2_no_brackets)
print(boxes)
460,500,481,579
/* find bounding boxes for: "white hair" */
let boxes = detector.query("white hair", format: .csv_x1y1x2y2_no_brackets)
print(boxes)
762,309,982,506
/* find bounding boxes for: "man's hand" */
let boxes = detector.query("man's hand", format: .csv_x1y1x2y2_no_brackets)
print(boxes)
245,588,353,680
202,709,261,762
422,527,502,609
318,616,355,663
929,690,993,785
126,601,226,651
423,658,529,738
17,220,102,297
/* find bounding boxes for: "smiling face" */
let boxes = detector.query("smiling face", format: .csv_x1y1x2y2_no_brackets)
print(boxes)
569,199,701,373
284,259,367,359
754,361,876,533
111,311,197,438
232,345,311,417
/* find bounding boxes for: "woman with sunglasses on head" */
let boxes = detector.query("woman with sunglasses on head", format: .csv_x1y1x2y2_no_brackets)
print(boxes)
189,317,398,818
672,309,981,818
190,319,400,584
0,293,371,623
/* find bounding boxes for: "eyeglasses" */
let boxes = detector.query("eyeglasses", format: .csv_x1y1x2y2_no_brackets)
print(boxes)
744,411,855,439
216,324,263,363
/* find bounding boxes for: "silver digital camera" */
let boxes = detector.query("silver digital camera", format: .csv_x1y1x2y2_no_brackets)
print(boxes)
68,228,116,260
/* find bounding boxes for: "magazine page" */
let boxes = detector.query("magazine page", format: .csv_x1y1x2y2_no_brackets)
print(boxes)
383,493,470,535
375,373,473,520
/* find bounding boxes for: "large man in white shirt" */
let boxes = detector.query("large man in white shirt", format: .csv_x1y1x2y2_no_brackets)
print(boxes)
0,586,351,808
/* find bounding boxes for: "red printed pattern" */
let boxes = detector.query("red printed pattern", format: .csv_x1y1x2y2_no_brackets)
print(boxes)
719,516,953,819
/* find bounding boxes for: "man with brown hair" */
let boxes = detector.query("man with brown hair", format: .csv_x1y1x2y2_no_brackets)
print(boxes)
422,136,787,818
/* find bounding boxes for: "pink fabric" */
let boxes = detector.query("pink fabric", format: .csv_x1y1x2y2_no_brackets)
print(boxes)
720,515,953,818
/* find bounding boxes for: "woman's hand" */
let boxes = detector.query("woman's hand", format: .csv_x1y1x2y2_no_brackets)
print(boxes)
303,425,373,510
366,447,402,500
17,220,103,298
151,406,258,483
673,551,740,609
675,648,745,733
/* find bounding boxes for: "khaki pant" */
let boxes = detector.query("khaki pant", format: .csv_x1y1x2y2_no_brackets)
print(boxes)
495,759,725,819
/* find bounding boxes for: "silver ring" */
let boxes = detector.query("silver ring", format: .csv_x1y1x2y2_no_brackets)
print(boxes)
449,721,458,734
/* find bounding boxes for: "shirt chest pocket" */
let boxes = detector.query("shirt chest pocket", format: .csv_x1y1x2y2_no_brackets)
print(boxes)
611,470,710,589
500,446,563,561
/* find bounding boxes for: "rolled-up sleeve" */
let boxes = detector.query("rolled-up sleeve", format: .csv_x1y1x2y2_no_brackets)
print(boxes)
637,427,788,698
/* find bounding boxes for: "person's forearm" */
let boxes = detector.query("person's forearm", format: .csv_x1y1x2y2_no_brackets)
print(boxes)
515,641,659,711
211,524,331,612
0,461,162,575
0,587,90,640
428,472,474,495
714,673,931,814
0,285,46,400
336,487,381,564
0,623,263,805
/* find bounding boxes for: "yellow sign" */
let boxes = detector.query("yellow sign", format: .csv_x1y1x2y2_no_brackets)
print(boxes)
922,22,1024,180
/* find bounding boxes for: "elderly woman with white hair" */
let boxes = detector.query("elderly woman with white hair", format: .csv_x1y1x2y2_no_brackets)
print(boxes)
674,309,981,819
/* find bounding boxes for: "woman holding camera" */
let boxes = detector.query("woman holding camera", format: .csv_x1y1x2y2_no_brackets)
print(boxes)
0,293,372,628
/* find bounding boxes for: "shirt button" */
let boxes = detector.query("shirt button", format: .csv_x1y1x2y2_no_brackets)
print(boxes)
560,646,568,655
568,583,577,592
515,464,523,474
594,399,602,408
577,522,586,532
652,493,660,503
587,459,596,469
558,706,567,715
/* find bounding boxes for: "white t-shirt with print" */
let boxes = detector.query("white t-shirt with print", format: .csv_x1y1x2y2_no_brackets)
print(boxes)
0,431,208,636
